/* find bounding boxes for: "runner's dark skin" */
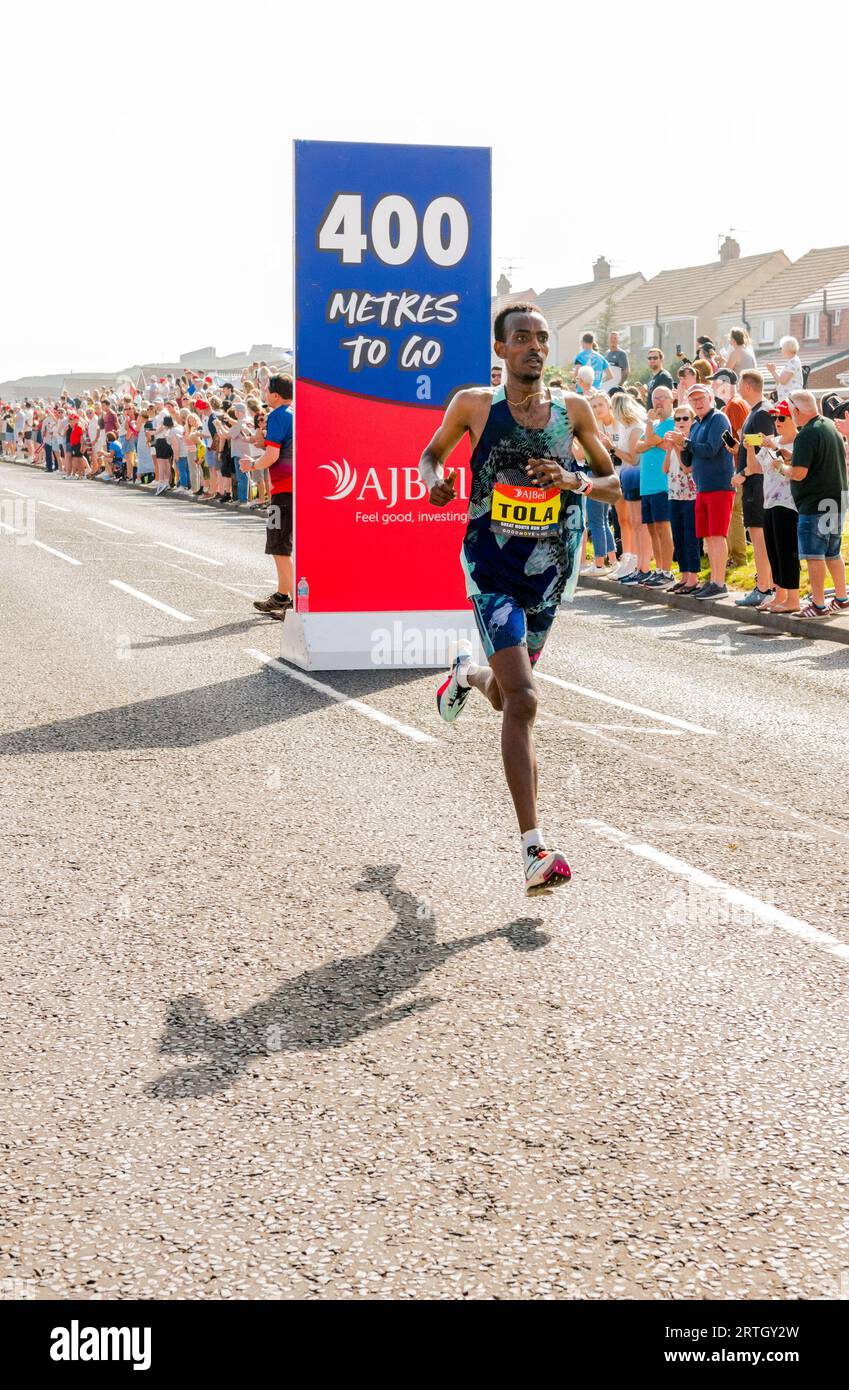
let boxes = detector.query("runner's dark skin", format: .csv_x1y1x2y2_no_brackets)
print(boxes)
419,309,620,833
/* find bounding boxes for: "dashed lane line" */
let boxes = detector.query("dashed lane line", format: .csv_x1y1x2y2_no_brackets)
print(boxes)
245,648,435,744
581,817,849,964
536,671,717,736
153,542,223,566
108,580,194,622
33,541,81,565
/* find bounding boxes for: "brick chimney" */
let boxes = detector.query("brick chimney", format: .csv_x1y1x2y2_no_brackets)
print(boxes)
496,273,511,297
593,255,611,282
719,235,740,265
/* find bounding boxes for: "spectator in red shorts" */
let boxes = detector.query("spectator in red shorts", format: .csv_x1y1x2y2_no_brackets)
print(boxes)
676,382,735,599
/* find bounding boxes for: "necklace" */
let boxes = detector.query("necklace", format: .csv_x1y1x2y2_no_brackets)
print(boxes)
505,384,550,410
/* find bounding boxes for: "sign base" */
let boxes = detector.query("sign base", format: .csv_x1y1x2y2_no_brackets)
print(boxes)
278,610,482,671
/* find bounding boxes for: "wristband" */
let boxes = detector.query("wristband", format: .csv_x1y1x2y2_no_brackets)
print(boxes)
574,473,593,495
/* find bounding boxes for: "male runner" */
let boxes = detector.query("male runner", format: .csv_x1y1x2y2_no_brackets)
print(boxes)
419,304,621,892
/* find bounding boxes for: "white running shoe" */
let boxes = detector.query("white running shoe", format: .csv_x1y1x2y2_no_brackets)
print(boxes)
610,552,637,578
436,645,473,723
524,845,572,892
154,483,168,496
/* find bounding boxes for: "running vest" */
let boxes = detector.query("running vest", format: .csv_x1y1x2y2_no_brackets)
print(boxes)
461,389,585,611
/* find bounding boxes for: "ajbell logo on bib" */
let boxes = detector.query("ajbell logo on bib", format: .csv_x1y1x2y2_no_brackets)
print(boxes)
490,470,561,539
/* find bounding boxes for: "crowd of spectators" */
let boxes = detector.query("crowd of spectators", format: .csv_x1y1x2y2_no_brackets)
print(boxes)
1,361,287,509
518,325,849,620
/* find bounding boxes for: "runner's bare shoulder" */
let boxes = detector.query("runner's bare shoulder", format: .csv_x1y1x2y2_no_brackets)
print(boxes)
444,385,494,429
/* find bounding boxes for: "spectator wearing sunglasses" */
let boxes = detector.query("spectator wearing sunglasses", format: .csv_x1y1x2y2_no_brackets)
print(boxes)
663,403,700,591
635,385,675,586
646,348,674,408
784,392,848,619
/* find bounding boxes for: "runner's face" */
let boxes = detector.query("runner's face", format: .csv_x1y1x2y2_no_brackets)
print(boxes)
497,313,549,384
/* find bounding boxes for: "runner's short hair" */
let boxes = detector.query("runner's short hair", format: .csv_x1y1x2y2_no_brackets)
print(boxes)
493,302,546,343
268,374,293,400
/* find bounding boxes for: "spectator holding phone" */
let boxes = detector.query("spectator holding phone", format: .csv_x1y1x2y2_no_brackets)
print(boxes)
678,383,735,599
748,401,799,613
732,369,776,605
784,391,848,619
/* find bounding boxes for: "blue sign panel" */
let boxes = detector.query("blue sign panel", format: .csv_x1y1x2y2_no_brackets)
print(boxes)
295,140,492,407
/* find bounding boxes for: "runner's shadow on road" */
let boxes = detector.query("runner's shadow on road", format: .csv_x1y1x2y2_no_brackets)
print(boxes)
146,864,550,1100
0,665,429,754
130,618,269,650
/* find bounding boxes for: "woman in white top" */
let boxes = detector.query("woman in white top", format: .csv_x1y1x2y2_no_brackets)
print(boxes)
766,336,803,397
610,392,653,579
745,408,800,613
591,391,635,567
183,411,202,494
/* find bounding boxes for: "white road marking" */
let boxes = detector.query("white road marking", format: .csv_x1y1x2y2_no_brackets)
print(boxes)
565,720,849,848
34,499,71,512
536,671,717,736
89,517,134,534
153,542,223,566
246,648,435,744
0,487,30,497
108,580,194,622
581,817,849,964
149,555,266,600
33,541,81,565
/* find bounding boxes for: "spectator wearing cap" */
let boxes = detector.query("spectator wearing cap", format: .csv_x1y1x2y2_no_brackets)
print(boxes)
712,367,749,570
784,392,849,619
678,382,735,599
242,375,294,619
746,400,799,613
731,369,776,606
646,348,674,408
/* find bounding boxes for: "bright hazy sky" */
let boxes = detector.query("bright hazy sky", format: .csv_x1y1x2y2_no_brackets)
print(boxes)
3,0,841,382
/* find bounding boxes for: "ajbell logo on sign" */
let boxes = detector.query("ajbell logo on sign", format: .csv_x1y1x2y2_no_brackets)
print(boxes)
321,460,467,507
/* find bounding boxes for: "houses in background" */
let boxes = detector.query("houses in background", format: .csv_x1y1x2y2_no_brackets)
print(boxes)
614,237,789,368
496,238,849,389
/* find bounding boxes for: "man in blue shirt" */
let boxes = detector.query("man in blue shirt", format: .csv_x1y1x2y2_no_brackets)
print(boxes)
672,382,734,599
635,384,675,586
573,332,613,391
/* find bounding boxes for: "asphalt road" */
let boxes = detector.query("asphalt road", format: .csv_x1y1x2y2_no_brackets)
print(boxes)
2,458,849,1301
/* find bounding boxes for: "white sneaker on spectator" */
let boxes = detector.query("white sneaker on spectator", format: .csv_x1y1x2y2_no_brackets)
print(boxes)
611,553,637,578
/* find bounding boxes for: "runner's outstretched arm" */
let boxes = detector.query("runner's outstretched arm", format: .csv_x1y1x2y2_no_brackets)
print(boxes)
419,390,477,504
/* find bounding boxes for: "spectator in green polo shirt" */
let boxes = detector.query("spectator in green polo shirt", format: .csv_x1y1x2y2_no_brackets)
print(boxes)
784,391,848,619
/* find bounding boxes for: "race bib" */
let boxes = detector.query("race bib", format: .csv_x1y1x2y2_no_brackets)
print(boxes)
490,469,561,539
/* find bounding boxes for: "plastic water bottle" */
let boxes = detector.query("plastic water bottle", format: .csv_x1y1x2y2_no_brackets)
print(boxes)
296,577,309,613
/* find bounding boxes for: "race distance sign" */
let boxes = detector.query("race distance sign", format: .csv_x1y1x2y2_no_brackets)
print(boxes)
294,140,492,614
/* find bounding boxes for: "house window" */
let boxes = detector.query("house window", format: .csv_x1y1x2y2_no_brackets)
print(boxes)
835,308,842,328
642,324,655,348
758,318,774,344
804,311,820,340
